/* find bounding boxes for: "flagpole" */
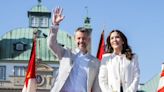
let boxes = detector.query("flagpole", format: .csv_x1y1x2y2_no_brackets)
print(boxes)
157,63,164,92
96,29,105,61
22,29,37,92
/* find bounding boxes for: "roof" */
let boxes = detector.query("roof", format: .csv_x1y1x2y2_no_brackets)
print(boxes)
0,28,76,62
139,73,160,92
29,4,50,13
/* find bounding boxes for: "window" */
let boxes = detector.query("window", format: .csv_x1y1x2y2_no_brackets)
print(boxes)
0,66,6,80
14,66,26,77
31,16,39,27
13,41,26,51
40,17,48,27
16,43,24,51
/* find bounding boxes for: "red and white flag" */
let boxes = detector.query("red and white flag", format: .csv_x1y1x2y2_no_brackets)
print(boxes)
157,64,164,92
96,30,105,61
22,37,37,92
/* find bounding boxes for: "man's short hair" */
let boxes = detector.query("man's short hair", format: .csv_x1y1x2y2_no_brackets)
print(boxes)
75,27,91,36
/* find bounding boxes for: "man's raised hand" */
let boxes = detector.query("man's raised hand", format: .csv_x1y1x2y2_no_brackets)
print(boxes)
52,7,65,25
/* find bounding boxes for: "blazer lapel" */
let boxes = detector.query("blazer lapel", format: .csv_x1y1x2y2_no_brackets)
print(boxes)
87,57,97,92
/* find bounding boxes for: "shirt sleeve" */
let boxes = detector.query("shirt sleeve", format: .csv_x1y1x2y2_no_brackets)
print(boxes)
47,25,65,60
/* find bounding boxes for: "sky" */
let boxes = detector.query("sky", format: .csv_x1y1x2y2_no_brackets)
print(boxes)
1,0,164,83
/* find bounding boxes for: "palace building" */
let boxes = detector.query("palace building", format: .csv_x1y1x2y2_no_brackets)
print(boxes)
0,0,92,92
0,0,161,92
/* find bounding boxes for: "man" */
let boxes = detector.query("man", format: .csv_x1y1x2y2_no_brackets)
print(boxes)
47,7,101,92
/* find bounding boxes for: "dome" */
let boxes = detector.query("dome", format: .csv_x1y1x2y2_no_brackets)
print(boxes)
0,28,75,61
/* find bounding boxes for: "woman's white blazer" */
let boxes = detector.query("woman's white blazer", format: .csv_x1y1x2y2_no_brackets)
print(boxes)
99,53,140,92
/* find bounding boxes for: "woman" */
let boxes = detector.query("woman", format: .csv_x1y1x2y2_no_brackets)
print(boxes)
98,29,140,92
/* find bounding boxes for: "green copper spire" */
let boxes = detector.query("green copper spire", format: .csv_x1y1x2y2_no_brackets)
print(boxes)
84,6,92,30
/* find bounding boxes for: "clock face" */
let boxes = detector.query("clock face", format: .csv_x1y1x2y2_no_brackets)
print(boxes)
36,75,42,84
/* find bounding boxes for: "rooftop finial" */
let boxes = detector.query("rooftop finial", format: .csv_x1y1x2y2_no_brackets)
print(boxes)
84,6,91,30
85,6,88,16
38,0,41,4
84,6,90,24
